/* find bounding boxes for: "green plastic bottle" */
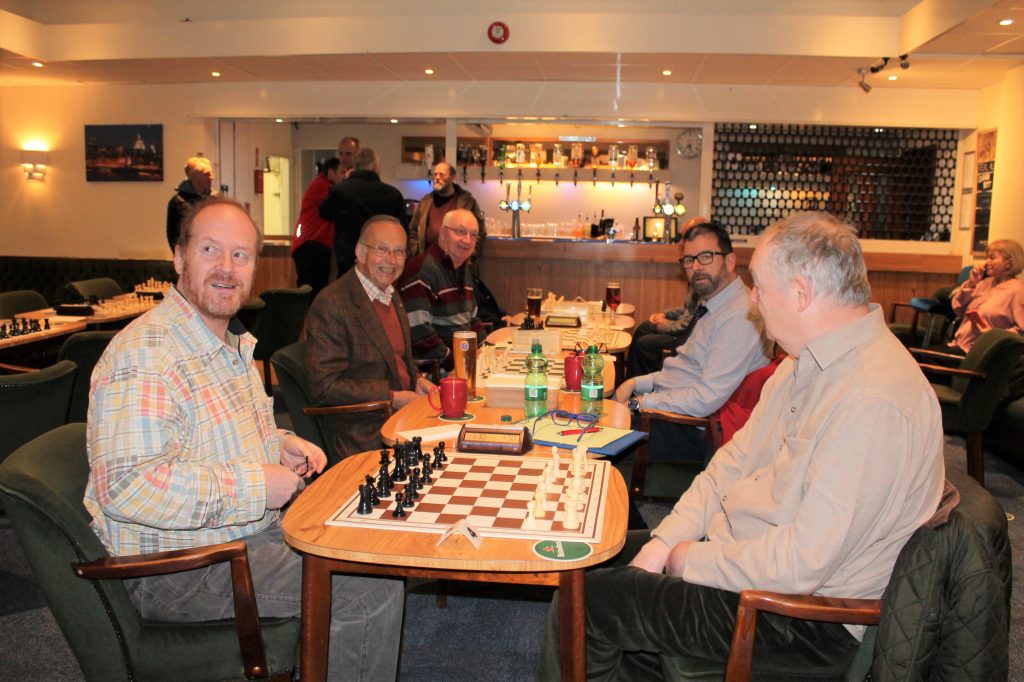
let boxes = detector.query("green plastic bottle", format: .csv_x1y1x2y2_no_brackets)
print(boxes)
581,344,605,417
524,342,549,418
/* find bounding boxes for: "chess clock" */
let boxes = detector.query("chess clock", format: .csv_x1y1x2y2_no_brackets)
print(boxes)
676,129,703,159
457,424,532,455
544,314,581,328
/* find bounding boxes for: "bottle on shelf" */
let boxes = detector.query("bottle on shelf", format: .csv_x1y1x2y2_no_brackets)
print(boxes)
581,344,604,417
524,342,549,418
632,217,642,241
574,211,584,239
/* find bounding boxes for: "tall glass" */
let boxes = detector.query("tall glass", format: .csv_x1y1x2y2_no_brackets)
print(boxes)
526,287,543,319
604,282,621,322
452,330,479,401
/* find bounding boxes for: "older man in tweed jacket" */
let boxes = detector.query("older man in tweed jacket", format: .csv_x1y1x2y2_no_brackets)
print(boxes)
306,215,434,463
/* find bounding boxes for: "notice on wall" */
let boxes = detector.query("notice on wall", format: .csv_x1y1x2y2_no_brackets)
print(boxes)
972,129,996,254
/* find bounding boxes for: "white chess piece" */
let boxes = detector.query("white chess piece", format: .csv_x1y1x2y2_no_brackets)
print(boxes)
562,493,580,529
524,501,540,528
545,462,556,484
533,485,546,517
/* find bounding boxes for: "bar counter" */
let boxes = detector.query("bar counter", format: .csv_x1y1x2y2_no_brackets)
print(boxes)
478,237,963,327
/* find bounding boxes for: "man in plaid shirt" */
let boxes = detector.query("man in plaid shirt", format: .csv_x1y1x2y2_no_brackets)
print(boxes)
84,197,403,681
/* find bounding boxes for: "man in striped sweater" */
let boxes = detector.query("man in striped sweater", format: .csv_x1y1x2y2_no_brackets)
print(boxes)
398,208,484,371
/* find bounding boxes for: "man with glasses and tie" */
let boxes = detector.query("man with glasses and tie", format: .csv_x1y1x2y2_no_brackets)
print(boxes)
398,208,485,371
613,221,771,463
306,215,436,462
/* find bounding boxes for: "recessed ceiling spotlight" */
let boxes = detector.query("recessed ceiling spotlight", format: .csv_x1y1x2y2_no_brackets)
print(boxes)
275,118,283,123
888,75,898,81
999,18,1013,26
390,119,399,124
424,68,434,75
211,71,221,77
31,61,44,68
748,124,757,130
662,69,672,76
617,123,626,128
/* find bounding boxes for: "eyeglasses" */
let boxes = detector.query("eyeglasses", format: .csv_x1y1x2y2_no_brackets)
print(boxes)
679,250,726,269
444,225,481,240
530,409,598,443
360,242,407,259
292,456,311,477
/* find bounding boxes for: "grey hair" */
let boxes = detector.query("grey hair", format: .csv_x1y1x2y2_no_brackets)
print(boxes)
762,211,871,306
353,147,378,171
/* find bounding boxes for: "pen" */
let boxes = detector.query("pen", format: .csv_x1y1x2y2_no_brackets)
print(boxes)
559,427,601,436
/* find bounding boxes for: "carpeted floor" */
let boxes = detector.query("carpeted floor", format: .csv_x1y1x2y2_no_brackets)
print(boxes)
1,434,1020,681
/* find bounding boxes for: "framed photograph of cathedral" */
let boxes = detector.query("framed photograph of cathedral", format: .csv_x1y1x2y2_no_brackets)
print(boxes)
84,124,163,182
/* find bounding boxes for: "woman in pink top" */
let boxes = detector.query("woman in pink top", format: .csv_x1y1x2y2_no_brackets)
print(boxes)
949,238,1024,353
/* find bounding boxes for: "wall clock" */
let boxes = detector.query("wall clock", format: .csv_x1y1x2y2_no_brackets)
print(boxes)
676,129,703,158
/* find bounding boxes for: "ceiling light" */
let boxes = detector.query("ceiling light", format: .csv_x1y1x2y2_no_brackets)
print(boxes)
662,70,672,76
424,68,434,75
888,75,898,81
617,123,626,128
898,54,910,70
999,18,1013,26
275,118,283,123
748,124,757,130
869,57,890,74
390,119,399,124
211,71,221,77
31,61,43,68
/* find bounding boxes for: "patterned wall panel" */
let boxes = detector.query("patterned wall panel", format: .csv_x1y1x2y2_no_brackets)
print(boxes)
711,123,957,240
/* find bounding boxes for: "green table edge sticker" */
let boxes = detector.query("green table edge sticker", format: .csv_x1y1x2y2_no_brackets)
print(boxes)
533,540,593,561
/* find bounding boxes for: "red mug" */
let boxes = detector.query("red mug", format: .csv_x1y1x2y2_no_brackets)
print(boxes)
563,355,583,392
428,376,468,419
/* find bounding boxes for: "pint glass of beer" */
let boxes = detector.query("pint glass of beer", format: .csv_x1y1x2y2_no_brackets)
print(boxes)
526,287,543,319
452,330,478,399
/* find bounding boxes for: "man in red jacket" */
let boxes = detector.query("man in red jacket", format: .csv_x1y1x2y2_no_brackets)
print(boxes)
290,157,343,298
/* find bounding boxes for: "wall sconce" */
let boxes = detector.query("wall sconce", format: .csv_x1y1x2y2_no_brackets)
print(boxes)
21,150,49,181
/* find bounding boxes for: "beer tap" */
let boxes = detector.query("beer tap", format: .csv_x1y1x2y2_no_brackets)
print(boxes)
497,178,532,239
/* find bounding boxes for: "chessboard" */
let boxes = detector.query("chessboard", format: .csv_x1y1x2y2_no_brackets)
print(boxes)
481,355,566,379
327,451,611,544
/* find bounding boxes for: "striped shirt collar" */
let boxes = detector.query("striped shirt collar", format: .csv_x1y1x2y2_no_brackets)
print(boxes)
355,266,394,305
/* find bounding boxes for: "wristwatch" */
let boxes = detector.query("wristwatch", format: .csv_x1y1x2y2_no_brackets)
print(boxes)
627,395,642,414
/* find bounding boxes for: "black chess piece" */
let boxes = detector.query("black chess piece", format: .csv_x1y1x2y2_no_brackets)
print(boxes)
432,447,443,470
376,471,392,499
0,325,7,339
378,463,393,492
402,488,415,508
379,449,391,468
412,436,424,464
422,459,433,484
43,318,51,330
392,493,406,517
391,444,408,482
438,441,448,463
365,475,381,505
407,469,420,499
356,484,373,515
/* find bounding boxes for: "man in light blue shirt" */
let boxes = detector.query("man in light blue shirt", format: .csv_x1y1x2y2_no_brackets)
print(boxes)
614,222,770,461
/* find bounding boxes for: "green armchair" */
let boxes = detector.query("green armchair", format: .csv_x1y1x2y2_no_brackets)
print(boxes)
0,423,300,681
251,285,313,394
912,329,1024,486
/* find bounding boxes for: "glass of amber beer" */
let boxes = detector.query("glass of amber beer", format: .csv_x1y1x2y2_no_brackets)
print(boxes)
452,330,482,402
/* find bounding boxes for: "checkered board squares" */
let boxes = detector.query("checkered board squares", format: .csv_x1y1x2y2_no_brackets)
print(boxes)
326,454,610,544
483,357,565,379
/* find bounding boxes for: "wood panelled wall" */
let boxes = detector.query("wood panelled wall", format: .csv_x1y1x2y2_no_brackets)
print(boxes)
254,238,963,330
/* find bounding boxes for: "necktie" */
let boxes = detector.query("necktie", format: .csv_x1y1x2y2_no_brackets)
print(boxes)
675,304,708,346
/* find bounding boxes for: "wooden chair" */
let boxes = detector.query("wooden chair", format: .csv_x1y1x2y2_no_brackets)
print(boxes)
270,341,393,466
911,329,1024,486
0,423,299,681
630,355,783,499
717,467,1009,681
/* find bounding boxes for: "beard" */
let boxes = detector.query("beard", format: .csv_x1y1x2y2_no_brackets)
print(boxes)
178,260,251,321
689,272,720,298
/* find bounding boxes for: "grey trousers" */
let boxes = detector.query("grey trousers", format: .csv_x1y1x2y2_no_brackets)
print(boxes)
127,520,404,682
537,531,857,681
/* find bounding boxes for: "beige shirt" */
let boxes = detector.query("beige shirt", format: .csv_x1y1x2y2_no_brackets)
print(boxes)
653,306,944,612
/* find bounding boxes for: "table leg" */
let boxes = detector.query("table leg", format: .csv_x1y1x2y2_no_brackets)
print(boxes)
558,569,586,682
300,554,332,682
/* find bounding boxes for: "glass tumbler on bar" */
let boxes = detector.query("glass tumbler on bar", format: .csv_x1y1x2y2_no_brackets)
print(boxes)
604,282,621,321
526,287,543,319
452,330,478,400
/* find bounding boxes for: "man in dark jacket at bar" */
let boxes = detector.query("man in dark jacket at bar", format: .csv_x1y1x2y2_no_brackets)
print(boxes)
165,156,213,251
320,147,407,277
